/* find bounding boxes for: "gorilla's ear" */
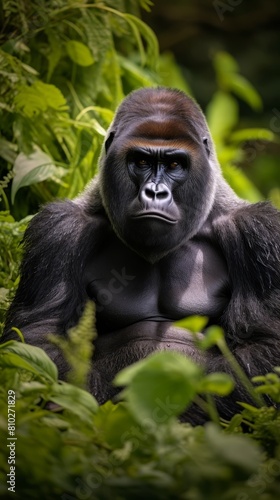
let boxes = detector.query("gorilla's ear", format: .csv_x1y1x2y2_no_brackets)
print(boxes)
105,131,115,153
203,137,210,156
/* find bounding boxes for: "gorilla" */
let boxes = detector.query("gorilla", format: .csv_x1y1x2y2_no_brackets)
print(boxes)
3,87,280,423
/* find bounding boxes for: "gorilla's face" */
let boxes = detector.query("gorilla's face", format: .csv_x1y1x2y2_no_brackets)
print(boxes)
100,88,217,260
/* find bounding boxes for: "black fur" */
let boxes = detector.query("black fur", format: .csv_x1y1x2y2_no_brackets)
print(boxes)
2,88,280,423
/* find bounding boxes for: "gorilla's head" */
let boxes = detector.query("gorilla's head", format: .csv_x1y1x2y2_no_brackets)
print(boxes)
99,87,219,261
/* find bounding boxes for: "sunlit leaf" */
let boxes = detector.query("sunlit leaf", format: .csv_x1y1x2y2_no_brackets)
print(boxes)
0,341,58,382
14,81,68,117
214,51,239,76
119,55,157,88
196,326,224,350
50,382,98,422
123,13,159,67
11,148,67,202
230,128,275,143
228,74,262,111
174,316,208,333
66,40,94,67
206,91,238,141
158,52,192,94
115,351,203,424
199,372,234,396
222,164,263,203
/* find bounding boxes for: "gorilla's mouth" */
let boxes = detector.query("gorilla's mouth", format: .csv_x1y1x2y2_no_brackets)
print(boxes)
132,211,178,224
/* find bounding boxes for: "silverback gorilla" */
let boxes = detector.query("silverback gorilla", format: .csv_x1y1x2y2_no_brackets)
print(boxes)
3,87,280,423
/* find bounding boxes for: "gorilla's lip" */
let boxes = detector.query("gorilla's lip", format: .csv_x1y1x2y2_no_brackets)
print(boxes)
132,212,178,224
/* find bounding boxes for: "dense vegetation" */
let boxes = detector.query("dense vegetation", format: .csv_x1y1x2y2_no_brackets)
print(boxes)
0,1,279,498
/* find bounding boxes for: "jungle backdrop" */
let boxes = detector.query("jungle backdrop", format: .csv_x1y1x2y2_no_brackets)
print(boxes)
0,1,280,499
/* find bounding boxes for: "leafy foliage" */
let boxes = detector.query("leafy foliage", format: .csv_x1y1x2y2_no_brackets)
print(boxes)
0,212,31,328
0,0,159,219
206,52,277,203
0,309,280,499
0,3,280,498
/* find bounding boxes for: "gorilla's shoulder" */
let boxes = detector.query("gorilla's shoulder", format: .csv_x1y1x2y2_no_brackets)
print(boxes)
24,199,108,256
214,201,280,242
213,201,280,292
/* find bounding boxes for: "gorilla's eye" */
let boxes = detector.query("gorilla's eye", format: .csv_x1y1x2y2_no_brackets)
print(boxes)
137,159,150,167
169,161,179,169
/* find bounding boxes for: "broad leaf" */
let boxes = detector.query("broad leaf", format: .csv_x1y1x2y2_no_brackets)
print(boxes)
115,351,202,424
205,423,261,473
227,74,262,111
0,341,58,382
199,372,234,396
206,91,238,141
222,164,263,203
196,326,224,350
230,128,275,143
50,382,98,422
14,81,67,117
66,40,94,67
12,148,67,202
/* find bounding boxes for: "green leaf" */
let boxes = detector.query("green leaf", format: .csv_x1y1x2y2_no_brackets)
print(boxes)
174,316,208,333
76,105,114,124
199,372,234,396
269,188,280,209
226,413,243,433
230,128,275,143
139,0,154,12
20,381,49,396
14,81,68,117
81,11,112,63
227,74,262,111
115,351,203,424
196,326,224,350
214,51,239,76
0,137,17,163
213,52,262,110
205,423,262,473
46,31,63,81
50,382,98,423
71,129,93,167
0,341,58,382
11,147,67,203
158,52,192,94
94,401,137,448
119,55,157,88
217,144,243,166
123,13,159,67
102,48,124,107
206,91,239,141
222,164,263,203
238,402,259,412
66,40,94,67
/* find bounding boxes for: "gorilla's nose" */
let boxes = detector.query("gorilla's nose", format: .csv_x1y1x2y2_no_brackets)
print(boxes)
141,182,172,207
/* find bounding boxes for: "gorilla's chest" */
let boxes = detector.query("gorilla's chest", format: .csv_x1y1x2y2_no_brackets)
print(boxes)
85,234,229,332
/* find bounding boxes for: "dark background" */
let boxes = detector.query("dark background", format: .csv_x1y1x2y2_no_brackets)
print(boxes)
143,0,280,115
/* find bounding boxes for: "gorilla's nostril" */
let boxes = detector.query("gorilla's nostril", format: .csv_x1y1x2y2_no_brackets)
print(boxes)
145,187,155,199
156,191,169,200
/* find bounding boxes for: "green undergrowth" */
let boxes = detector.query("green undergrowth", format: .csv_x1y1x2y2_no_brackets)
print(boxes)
0,304,279,499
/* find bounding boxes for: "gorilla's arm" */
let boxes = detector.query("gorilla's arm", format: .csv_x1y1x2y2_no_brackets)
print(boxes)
3,201,96,375
212,201,280,377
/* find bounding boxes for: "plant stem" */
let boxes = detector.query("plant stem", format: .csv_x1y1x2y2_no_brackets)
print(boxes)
217,338,264,407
